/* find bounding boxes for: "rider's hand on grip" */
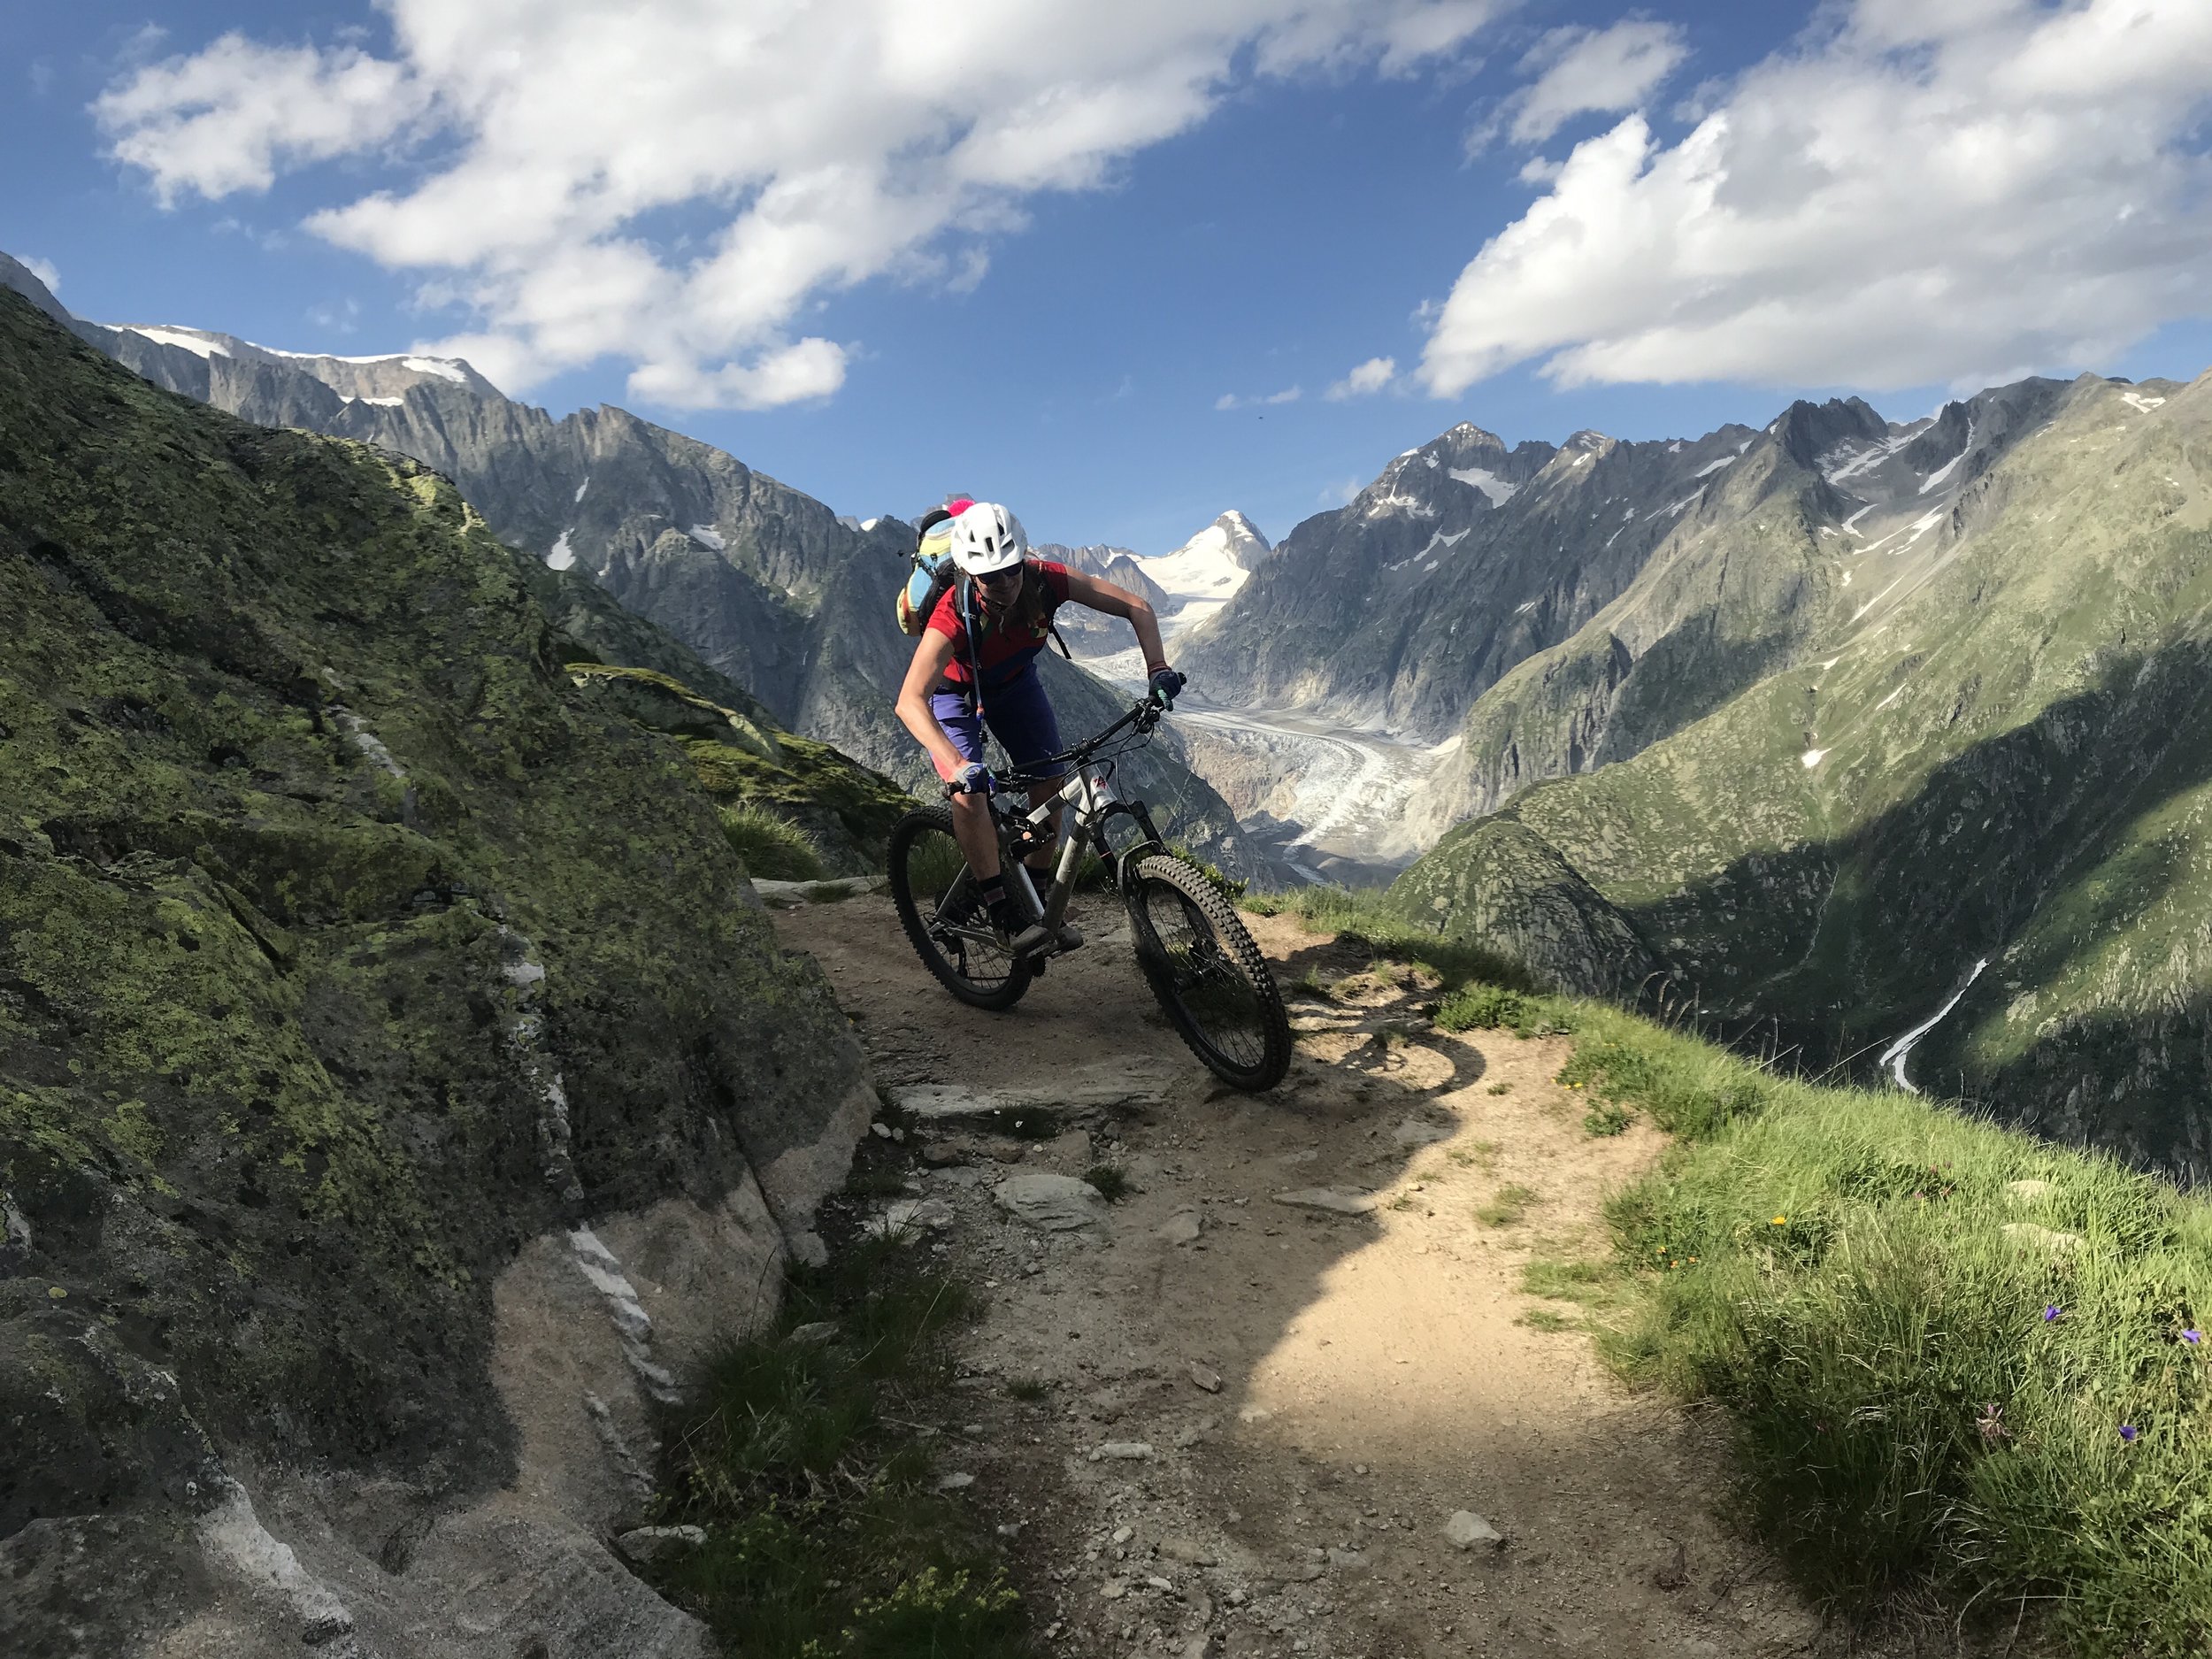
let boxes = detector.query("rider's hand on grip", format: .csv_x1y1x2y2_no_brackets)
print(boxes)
1148,666,1186,709
947,761,995,797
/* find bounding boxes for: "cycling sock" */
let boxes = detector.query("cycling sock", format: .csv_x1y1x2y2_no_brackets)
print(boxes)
978,872,1007,906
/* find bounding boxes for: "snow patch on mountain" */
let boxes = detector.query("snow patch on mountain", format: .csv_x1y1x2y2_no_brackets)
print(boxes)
547,531,576,572
1133,512,1273,622
689,524,727,551
1448,467,1517,505
123,326,231,359
1918,421,1974,493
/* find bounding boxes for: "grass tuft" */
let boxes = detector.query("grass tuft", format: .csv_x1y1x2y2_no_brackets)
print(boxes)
649,1237,1033,1655
1583,1101,1635,1137
721,804,827,882
1082,1164,1131,1202
1476,1183,1540,1227
1517,1307,1576,1333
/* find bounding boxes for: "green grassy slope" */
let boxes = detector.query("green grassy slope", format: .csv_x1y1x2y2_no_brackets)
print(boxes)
1255,891,2212,1654
1391,370,2212,1171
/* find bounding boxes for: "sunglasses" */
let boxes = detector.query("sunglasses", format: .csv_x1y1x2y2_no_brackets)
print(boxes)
976,566,1025,588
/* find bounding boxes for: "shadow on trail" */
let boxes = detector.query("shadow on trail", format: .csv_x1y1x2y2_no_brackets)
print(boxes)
776,892,1828,1655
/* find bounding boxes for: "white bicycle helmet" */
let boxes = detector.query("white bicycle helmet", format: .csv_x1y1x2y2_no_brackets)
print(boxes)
947,501,1028,577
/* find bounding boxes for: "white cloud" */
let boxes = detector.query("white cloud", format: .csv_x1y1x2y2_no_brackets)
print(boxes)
95,35,428,202
97,0,1504,409
1319,475,1365,504
20,256,60,294
1423,0,2212,397
1326,355,1396,398
1217,385,1304,410
1509,20,1687,146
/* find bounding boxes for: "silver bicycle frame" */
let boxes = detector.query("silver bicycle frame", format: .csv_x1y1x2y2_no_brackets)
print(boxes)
1003,764,1118,942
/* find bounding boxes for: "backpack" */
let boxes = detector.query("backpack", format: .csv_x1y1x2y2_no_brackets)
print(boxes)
895,506,963,637
895,506,1076,666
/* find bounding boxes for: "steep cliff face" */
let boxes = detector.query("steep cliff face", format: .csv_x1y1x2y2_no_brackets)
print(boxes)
1181,420,1764,736
0,291,876,1653
1410,379,2079,840
1391,367,2212,1174
0,255,1261,881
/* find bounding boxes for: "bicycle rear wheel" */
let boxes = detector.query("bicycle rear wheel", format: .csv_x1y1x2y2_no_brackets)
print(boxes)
888,807,1034,1011
1124,854,1290,1090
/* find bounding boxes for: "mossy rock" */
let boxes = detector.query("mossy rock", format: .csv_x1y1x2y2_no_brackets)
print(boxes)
0,288,871,1548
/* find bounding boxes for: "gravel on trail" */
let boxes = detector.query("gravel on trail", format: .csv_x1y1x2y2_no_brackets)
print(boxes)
773,892,1939,1659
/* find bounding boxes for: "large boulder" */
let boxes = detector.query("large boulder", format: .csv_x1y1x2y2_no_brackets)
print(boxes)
0,289,873,1654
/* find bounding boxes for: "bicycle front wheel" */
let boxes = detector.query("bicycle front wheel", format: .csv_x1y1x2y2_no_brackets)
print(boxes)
1124,855,1289,1091
888,808,1033,1011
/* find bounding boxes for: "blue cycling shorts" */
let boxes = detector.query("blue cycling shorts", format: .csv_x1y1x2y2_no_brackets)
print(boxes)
930,664,1066,780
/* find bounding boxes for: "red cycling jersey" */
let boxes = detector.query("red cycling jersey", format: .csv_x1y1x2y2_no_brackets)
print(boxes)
926,560,1071,690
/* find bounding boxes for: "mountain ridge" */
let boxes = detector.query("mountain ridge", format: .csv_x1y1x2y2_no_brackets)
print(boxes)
1386,363,2212,1171
0,252,1263,879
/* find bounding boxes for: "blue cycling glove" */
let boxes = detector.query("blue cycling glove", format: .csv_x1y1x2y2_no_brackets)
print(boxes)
1148,666,1187,709
951,762,995,795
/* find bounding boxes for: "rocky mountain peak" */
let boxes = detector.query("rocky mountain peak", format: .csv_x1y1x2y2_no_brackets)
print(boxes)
99,323,508,403
1168,511,1272,572
1211,511,1273,566
0,250,73,330
1773,396,1889,471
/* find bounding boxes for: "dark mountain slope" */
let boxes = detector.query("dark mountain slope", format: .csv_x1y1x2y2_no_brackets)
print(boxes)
1389,367,2212,1172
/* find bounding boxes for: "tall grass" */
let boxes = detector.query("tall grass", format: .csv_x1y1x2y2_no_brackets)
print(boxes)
649,1237,1035,1656
1596,1072,2212,1653
1263,880,2212,1651
722,804,826,882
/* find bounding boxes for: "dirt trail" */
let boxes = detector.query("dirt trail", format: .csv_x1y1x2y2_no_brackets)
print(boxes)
775,892,1869,1659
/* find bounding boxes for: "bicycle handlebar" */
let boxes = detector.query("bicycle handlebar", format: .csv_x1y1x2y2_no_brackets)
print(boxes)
995,696,1164,787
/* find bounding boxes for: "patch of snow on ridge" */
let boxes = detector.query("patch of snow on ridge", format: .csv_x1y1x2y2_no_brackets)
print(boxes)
1879,958,1990,1093
1801,749,1827,768
1363,491,1434,518
689,524,727,551
547,531,576,571
2122,392,2166,413
124,326,231,359
1694,454,1737,478
574,476,590,503
357,395,403,407
1448,467,1517,506
1919,420,1974,494
401,356,468,382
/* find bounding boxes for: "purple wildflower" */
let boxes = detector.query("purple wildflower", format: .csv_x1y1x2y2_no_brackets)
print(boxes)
2184,1330,2203,1347
2119,1424,2139,1443
2042,1305,2062,1323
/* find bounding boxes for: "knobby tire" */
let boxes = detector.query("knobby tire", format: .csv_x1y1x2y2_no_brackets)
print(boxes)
888,807,1033,1011
1125,853,1290,1091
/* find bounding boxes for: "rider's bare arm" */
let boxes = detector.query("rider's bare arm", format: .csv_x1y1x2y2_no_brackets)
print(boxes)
1063,571,1171,671
895,629,971,781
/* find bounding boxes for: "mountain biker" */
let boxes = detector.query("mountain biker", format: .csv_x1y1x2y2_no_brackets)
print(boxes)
894,500,1185,946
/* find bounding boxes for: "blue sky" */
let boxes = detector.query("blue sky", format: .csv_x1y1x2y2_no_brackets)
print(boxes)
9,1,2211,554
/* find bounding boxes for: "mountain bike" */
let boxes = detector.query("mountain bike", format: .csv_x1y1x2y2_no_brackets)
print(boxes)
887,696,1292,1092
